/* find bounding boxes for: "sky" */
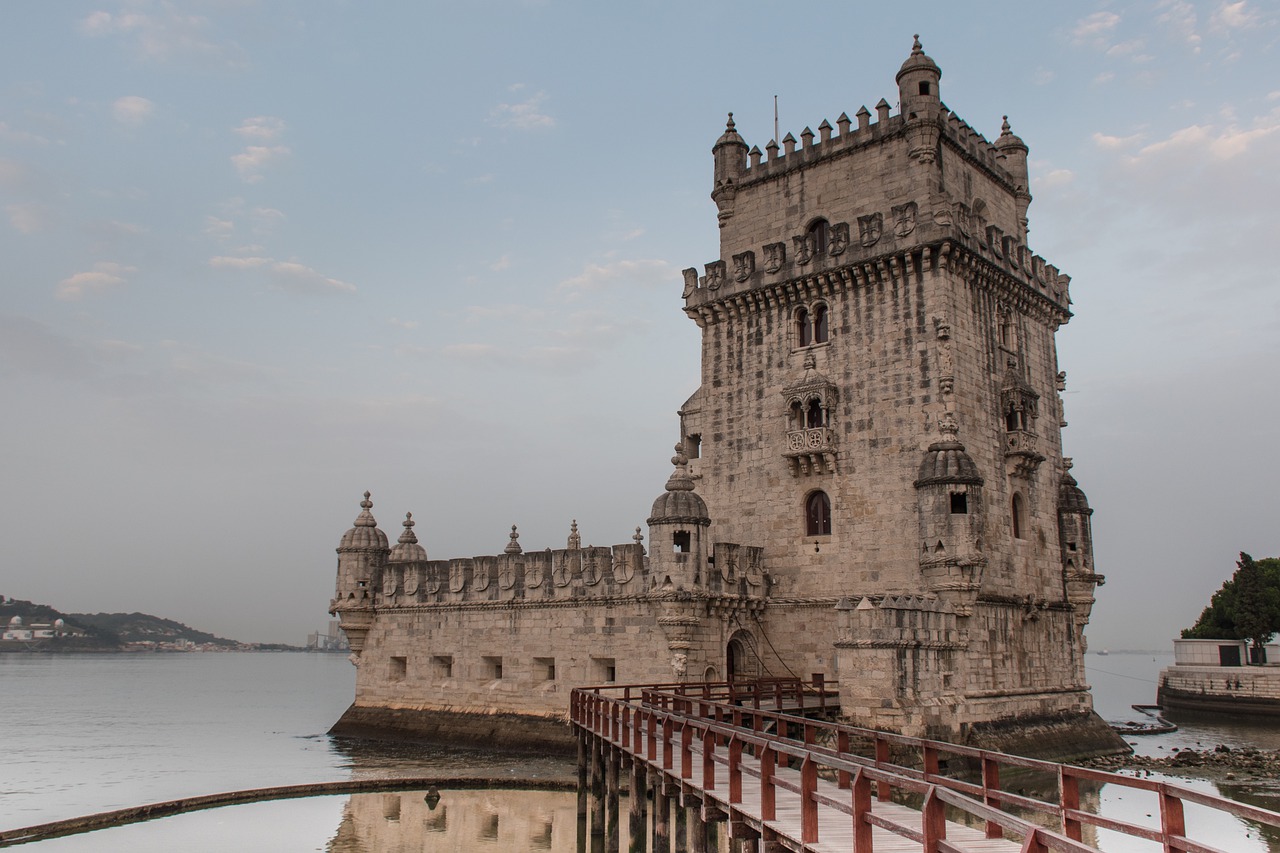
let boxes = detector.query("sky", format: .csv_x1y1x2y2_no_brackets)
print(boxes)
1,1,1277,649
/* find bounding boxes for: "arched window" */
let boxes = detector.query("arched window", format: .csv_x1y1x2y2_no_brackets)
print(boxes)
805,491,832,536
1011,493,1026,540
796,307,812,347
789,400,804,429
807,219,830,257
813,303,829,344
805,399,824,428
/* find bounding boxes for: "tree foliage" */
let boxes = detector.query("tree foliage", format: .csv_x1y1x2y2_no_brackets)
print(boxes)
1182,553,1280,653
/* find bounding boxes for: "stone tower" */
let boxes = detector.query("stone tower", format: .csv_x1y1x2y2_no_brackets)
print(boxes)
678,37,1110,746
328,38,1120,758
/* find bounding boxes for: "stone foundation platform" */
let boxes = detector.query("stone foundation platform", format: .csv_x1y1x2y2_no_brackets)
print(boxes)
328,704,577,754
1158,664,1280,716
962,710,1130,763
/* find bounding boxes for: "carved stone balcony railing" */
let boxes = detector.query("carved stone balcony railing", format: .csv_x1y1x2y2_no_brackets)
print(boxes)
1004,429,1045,478
784,427,836,475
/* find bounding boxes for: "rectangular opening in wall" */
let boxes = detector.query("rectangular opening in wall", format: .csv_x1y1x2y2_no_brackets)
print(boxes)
389,655,407,681
673,531,691,553
686,434,701,459
534,656,556,681
432,655,453,679
949,492,968,514
592,656,616,684
483,655,503,680
1067,541,1078,552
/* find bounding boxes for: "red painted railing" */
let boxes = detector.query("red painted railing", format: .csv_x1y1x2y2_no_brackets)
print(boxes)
571,681,1280,853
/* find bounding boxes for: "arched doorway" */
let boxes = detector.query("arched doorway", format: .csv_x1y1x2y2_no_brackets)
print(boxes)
726,630,759,683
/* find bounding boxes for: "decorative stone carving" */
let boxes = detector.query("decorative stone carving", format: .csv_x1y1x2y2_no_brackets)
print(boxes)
498,558,517,590
553,551,575,587
681,267,698,298
704,260,726,291
732,250,755,282
473,559,491,592
582,551,601,585
763,242,786,273
829,222,849,256
793,233,814,266
858,213,882,247
403,568,419,596
612,546,635,584
892,202,918,238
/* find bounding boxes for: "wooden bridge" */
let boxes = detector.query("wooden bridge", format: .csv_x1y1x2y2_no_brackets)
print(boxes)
570,678,1280,853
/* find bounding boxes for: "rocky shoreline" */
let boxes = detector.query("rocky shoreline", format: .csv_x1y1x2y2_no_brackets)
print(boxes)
1080,743,1280,785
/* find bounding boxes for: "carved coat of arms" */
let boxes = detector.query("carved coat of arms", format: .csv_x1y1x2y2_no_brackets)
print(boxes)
829,222,849,256
892,201,918,238
858,213,883,247
763,242,786,273
681,267,698,298
732,250,755,282
704,260,726,291
793,234,814,266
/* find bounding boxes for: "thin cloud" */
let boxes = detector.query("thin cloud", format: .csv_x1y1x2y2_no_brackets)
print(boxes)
557,259,673,296
489,254,511,271
78,8,247,68
1156,0,1203,52
112,95,155,125
269,261,355,294
204,216,234,238
442,342,501,359
232,145,290,183
1092,131,1145,149
1073,11,1121,46
234,116,285,141
0,121,50,146
208,255,269,269
490,89,555,130
388,317,419,330
56,262,135,301
7,203,54,234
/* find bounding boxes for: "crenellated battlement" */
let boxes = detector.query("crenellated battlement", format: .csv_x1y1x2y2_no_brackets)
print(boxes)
731,101,1016,192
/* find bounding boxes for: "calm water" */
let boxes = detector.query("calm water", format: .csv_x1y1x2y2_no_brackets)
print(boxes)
0,650,1276,851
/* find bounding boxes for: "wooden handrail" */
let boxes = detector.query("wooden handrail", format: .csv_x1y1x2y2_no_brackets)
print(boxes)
572,681,1280,853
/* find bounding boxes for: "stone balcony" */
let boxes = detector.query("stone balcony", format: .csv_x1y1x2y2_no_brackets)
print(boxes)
784,427,837,475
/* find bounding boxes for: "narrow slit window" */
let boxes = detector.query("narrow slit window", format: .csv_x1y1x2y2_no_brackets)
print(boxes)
1012,494,1026,540
950,493,968,514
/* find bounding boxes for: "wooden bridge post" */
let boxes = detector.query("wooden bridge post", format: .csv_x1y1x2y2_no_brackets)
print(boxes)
648,712,658,762
702,729,716,790
1058,765,1082,841
728,735,742,803
922,788,946,852
607,745,622,853
681,723,694,780
578,728,590,853
653,785,671,853
1159,785,1186,853
800,754,819,844
760,745,776,821
851,768,872,851
983,754,1003,839
836,730,851,789
663,718,674,770
874,735,892,800
591,737,606,846
629,762,648,853
622,705,631,750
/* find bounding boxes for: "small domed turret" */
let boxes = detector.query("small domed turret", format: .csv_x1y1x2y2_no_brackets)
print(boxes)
338,491,389,552
649,445,710,524
897,35,942,115
915,416,983,487
388,512,427,563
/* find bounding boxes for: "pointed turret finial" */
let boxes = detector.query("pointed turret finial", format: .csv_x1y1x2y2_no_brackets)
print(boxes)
398,512,418,544
354,491,377,527
567,519,581,551
726,112,735,131
1001,115,1012,134
505,524,522,554
665,443,695,492
633,526,644,546
912,34,923,54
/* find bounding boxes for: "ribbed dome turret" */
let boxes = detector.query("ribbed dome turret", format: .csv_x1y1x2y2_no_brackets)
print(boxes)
915,416,984,487
648,444,710,524
1057,460,1093,516
896,34,941,83
338,491,389,551
388,512,427,562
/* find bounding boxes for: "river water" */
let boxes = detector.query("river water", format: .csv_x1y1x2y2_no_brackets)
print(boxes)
0,650,1275,851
